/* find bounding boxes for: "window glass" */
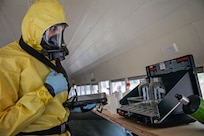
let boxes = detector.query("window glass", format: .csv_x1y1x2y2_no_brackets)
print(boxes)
128,79,141,91
76,86,81,96
111,80,126,93
92,84,99,94
198,73,204,96
80,85,85,95
68,87,75,98
128,76,146,91
100,80,110,95
86,85,91,95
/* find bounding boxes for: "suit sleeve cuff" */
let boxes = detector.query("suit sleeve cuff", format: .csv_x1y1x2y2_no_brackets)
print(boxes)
36,86,53,105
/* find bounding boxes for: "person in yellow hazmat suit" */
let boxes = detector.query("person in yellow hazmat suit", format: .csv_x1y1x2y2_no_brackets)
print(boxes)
0,0,71,135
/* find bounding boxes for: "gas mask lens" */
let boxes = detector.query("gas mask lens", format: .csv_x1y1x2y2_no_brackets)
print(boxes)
41,23,69,61
44,24,67,49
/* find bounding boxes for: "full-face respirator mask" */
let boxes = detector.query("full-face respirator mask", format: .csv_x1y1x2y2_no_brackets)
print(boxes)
41,23,69,61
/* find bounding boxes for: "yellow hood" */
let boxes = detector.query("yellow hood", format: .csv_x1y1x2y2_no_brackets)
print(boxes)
21,0,68,51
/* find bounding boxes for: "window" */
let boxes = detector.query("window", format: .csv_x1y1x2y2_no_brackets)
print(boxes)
111,79,126,94
91,84,99,94
80,85,85,95
198,72,204,96
128,79,140,91
128,76,146,91
85,85,91,95
68,87,75,98
76,86,81,96
99,80,110,95
197,67,204,96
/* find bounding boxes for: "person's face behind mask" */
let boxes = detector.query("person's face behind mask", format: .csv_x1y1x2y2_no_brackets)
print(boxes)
43,23,67,49
41,23,69,61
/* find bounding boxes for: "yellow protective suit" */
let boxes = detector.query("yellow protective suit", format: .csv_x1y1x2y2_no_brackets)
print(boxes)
0,0,70,136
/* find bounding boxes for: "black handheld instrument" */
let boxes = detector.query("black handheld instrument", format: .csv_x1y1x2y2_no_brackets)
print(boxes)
63,93,107,109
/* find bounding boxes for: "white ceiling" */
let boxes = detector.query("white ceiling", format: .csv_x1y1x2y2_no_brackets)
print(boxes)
0,0,204,79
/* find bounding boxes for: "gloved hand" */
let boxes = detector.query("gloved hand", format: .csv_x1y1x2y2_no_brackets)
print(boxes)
71,103,97,112
45,71,68,96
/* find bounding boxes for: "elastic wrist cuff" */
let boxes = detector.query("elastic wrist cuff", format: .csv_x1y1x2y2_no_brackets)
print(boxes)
44,83,55,97
36,86,53,105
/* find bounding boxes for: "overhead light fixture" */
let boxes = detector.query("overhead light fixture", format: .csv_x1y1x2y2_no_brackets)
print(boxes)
161,42,179,55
